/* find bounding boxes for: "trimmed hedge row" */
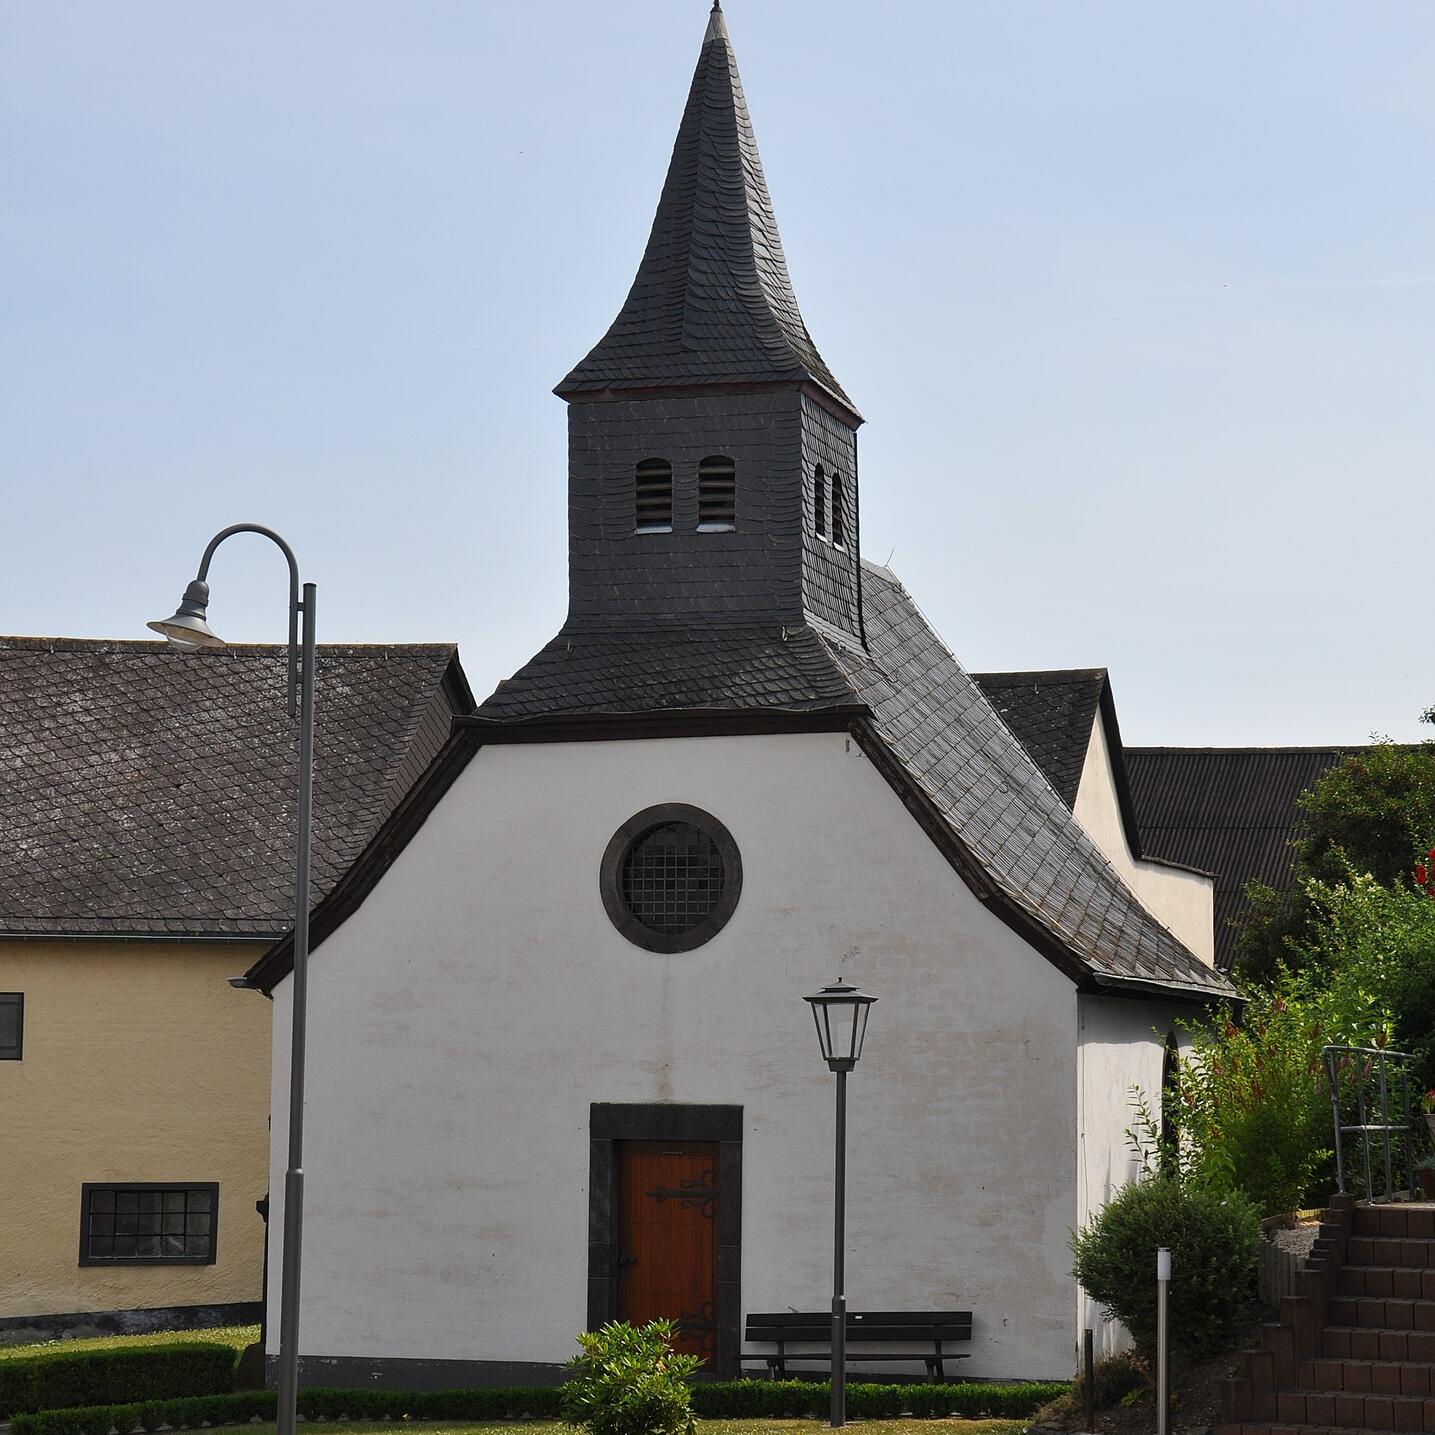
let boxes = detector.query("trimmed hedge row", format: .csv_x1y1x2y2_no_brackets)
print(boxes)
11,1378,1070,1435
0,1344,239,1419
691,1379,1070,1419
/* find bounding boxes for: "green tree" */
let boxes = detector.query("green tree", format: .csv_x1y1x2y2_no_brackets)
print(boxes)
1237,720,1435,984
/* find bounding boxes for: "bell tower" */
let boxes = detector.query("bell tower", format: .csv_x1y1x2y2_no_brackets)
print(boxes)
555,3,865,642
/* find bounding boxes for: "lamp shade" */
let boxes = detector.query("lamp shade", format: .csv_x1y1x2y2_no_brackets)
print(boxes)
804,980,877,1072
147,580,225,650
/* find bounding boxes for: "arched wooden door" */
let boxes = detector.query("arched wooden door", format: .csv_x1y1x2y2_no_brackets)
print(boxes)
616,1140,718,1363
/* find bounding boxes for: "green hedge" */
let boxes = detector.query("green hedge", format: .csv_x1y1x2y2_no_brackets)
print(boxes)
11,1378,1069,1435
0,1343,238,1419
690,1379,1069,1419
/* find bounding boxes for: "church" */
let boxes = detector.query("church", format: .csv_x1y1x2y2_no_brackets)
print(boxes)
242,3,1236,1388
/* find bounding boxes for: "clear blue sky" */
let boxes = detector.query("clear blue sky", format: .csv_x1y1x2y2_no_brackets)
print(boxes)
4,2,1431,744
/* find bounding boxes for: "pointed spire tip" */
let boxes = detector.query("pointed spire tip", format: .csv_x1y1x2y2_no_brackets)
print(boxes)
705,0,728,42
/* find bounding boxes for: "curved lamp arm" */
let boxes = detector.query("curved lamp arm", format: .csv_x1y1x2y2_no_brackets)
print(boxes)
149,522,304,718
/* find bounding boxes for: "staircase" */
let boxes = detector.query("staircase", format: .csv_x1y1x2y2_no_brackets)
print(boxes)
1220,1195,1435,1435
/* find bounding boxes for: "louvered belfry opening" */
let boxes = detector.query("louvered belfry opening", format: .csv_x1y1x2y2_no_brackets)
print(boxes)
831,471,846,547
813,464,827,538
635,458,674,532
697,455,736,530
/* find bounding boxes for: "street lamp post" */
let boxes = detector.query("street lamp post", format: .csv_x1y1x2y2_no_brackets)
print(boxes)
803,980,877,1430
148,524,315,1435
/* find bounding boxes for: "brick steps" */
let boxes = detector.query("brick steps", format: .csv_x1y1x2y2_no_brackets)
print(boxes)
1352,1210,1435,1240
1220,1424,1408,1435
1323,1329,1435,1363
1220,1199,1435,1435
1260,1389,1435,1431
1301,1357,1435,1397
1348,1240,1435,1269
1327,1297,1435,1332
1339,1269,1435,1300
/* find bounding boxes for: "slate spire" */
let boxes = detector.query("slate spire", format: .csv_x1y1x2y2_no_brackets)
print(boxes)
556,6,859,422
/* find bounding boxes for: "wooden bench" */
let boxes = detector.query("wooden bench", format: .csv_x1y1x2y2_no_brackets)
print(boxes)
741,1310,973,1381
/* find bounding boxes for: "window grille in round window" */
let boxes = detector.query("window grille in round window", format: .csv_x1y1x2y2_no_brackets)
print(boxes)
622,822,724,935
601,804,742,953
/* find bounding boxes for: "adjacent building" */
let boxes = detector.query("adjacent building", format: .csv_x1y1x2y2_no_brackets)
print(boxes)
0,638,471,1338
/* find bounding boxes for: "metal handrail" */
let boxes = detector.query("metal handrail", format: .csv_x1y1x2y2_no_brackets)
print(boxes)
1322,1044,1417,1200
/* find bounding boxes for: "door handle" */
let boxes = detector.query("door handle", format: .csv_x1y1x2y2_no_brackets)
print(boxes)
617,1254,638,1275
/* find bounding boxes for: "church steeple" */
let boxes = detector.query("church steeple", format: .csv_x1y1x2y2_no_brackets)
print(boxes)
557,3,859,424
555,6,865,645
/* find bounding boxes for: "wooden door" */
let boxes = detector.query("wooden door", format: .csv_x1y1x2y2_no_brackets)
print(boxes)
616,1140,718,1364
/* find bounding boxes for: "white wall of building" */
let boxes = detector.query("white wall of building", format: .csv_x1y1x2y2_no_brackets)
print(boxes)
267,730,1084,1381
1074,994,1186,1358
1072,717,1216,966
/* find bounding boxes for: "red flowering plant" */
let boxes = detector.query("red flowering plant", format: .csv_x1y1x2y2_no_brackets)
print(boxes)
1422,1088,1435,1116
1414,847,1435,898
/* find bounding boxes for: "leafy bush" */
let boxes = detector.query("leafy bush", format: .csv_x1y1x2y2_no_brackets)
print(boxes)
1174,988,1332,1217
1238,733,1435,984
0,1343,237,1419
10,1379,1068,1435
561,1321,700,1435
1072,1176,1259,1359
1072,1350,1146,1411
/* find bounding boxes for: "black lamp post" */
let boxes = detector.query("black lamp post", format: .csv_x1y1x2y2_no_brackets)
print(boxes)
149,524,314,1435
804,980,877,1429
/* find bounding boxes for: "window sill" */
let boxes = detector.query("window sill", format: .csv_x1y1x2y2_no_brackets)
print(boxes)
635,525,673,535
697,523,736,533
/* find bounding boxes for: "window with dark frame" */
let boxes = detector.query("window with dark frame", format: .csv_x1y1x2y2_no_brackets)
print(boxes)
813,465,827,538
635,458,673,532
831,471,846,547
622,822,726,936
697,455,736,530
79,1183,218,1266
0,994,21,1060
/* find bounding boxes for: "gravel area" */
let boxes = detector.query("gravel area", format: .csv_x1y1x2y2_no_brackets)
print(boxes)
1267,1221,1320,1261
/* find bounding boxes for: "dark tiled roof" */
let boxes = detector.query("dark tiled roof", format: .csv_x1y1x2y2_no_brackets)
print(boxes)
0,637,470,938
972,669,1106,807
1126,747,1357,969
477,623,860,719
822,568,1231,998
555,6,857,419
465,566,1232,1001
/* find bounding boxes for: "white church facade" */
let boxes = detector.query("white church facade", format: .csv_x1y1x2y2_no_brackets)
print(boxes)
242,4,1235,1388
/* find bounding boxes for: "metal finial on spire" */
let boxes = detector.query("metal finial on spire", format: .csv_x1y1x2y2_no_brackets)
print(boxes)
711,0,721,11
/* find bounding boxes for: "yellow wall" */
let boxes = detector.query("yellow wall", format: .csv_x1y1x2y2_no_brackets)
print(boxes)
0,941,271,1320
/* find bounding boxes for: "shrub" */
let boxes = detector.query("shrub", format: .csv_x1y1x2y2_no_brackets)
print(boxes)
9,1379,1068,1435
1072,1176,1259,1359
0,1343,237,1419
561,1321,700,1435
1175,988,1332,1217
1072,1350,1146,1411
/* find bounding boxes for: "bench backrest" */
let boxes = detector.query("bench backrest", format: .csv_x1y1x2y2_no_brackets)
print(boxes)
745,1311,973,1342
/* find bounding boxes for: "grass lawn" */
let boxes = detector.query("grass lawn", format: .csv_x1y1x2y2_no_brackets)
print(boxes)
0,1325,258,1360
197,1423,1026,1435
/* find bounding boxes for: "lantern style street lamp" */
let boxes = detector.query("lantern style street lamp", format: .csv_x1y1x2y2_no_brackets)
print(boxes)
149,524,314,1435
804,980,878,1429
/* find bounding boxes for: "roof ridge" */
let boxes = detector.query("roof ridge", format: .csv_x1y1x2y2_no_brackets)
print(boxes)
0,636,459,655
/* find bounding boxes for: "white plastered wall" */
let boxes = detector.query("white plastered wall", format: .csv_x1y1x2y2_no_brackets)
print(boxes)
1074,995,1187,1358
1072,716,1216,966
267,730,1082,1380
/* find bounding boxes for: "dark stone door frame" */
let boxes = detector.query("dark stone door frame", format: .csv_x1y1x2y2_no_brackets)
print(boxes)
589,1103,742,1377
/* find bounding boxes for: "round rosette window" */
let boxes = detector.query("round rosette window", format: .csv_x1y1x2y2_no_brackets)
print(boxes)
600,804,742,953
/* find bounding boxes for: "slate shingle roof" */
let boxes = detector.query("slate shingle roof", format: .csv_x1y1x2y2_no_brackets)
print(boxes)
478,624,859,718
1125,746,1358,970
554,5,857,419
0,637,470,938
824,568,1231,998
972,669,1107,808
470,566,1233,1001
